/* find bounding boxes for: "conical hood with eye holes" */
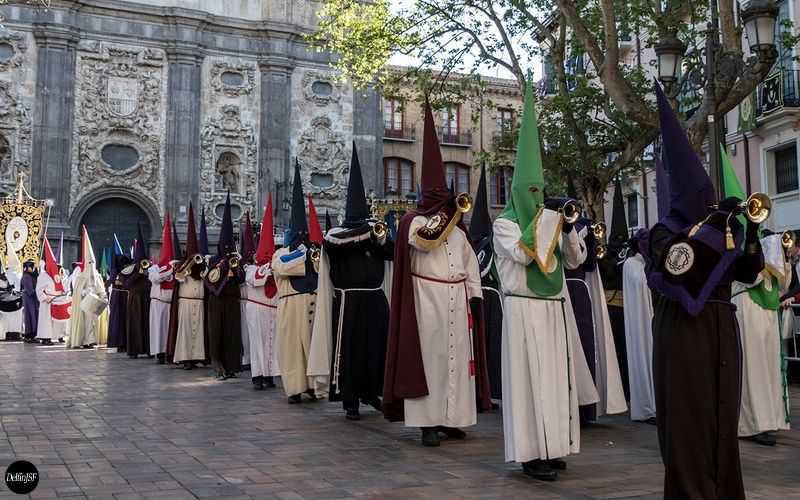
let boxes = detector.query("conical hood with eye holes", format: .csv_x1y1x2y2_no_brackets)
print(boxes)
343,143,370,228
217,191,235,256
288,160,309,246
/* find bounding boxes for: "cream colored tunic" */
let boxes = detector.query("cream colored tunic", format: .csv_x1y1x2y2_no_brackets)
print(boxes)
494,217,599,462
403,217,482,428
244,264,280,378
272,246,317,397
66,269,107,348
173,275,205,363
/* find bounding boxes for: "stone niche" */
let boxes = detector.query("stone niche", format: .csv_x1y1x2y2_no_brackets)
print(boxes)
0,30,33,195
70,41,167,215
200,105,257,223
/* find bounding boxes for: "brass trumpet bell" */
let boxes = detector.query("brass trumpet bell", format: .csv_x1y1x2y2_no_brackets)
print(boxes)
309,246,321,263
742,192,772,224
596,243,607,259
140,259,151,270
229,256,240,269
561,199,581,224
193,254,204,265
372,221,388,239
782,230,795,250
591,222,606,240
456,193,473,214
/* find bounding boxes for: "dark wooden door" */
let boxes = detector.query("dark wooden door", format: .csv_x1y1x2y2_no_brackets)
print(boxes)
80,198,152,258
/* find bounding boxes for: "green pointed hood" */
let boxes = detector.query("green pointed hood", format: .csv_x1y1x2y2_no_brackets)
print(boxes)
499,76,562,297
499,77,545,227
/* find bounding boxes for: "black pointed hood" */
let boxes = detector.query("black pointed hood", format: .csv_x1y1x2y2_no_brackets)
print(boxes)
609,177,628,248
325,210,332,232
566,172,578,199
469,163,492,242
199,206,210,255
217,191,235,256
344,143,370,227
172,219,183,261
288,160,309,245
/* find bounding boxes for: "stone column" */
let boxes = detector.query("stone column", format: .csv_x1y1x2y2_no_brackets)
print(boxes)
164,44,204,223
258,56,294,227
352,87,384,197
31,25,80,221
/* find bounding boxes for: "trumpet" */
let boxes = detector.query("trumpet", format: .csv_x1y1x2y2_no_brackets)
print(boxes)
596,243,607,259
140,259,151,270
782,230,795,250
591,222,607,240
456,192,473,214
560,199,581,224
229,255,240,269
309,245,321,263
741,192,772,224
372,220,388,239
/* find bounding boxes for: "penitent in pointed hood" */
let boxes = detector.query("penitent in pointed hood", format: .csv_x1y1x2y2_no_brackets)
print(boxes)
307,195,323,246
469,163,492,243
655,81,716,232
609,177,628,249
418,102,450,211
198,206,210,256
158,214,174,267
172,219,183,261
217,191,235,256
288,160,309,246
133,224,147,263
344,143,370,227
240,211,256,262
254,195,275,266
185,203,199,257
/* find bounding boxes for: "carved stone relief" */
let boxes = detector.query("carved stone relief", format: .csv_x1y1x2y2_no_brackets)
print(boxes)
296,116,349,212
210,61,256,97
0,30,27,73
200,105,257,222
0,81,32,194
69,42,166,214
301,71,342,107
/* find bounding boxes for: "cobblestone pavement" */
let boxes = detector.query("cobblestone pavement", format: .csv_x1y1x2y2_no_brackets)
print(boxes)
0,342,798,500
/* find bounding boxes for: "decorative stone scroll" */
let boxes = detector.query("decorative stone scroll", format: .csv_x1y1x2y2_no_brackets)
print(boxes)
210,61,257,97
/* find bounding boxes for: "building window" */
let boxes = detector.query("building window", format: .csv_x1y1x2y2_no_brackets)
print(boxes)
383,99,403,133
440,106,460,141
445,162,471,194
626,193,639,229
774,144,799,194
496,109,514,134
384,157,414,195
489,167,512,206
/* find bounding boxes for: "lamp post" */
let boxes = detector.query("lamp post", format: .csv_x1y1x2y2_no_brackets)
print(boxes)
655,0,778,197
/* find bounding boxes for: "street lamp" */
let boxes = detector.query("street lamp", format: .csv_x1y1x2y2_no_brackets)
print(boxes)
741,0,780,55
654,34,687,88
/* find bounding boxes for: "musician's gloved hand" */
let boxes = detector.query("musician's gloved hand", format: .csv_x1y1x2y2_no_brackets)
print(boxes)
562,221,574,233
745,219,761,254
543,198,561,212
718,196,741,214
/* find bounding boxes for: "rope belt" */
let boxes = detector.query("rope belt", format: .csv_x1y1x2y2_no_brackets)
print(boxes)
178,296,203,301
331,286,384,393
410,273,476,377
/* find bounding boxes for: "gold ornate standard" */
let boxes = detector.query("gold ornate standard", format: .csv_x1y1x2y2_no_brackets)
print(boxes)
0,176,47,266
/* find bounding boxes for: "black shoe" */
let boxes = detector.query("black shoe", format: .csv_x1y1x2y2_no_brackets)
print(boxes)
84,345,93,349
225,372,237,379
263,376,276,388
745,432,777,446
305,388,317,401
252,377,264,391
41,339,53,346
421,427,440,447
522,460,558,481
183,362,194,370
288,394,302,404
361,396,383,413
345,408,361,421
547,458,567,470
156,354,166,365
58,337,65,343
215,373,226,381
435,426,466,439
644,417,658,426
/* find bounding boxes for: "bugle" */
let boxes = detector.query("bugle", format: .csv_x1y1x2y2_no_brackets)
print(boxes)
456,192,473,214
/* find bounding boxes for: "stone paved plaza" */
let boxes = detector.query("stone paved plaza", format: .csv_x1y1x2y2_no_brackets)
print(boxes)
1,342,798,500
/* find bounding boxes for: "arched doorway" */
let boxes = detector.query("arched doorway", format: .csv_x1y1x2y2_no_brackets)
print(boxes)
80,198,152,258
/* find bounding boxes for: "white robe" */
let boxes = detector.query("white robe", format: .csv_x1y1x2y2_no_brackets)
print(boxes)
494,216,599,462
173,275,205,363
403,217,482,428
240,284,251,366
734,235,791,437
0,272,23,337
148,265,175,356
622,253,656,421
244,264,279,378
35,272,69,341
66,269,106,348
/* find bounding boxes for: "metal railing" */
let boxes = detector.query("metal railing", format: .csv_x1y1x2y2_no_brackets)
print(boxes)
437,127,472,146
383,125,416,141
756,68,800,117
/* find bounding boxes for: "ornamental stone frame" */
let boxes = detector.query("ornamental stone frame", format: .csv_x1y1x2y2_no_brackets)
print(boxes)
296,115,349,213
0,81,32,195
200,105,257,223
301,71,342,107
0,30,27,73
210,61,257,97
69,41,167,217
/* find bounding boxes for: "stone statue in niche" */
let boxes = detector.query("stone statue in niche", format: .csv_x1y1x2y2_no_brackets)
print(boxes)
0,135,10,179
216,151,241,193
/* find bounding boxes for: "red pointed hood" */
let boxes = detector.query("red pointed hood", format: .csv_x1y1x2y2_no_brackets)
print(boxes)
307,195,323,246
240,211,256,261
43,238,59,279
185,203,199,257
158,213,174,267
254,195,275,266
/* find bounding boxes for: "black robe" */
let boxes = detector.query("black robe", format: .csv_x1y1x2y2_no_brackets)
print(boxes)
107,273,128,349
205,260,243,375
323,230,393,406
125,271,151,357
20,272,38,338
650,223,762,500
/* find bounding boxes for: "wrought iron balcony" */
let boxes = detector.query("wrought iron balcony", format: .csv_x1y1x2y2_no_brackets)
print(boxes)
437,127,472,147
756,68,800,117
383,125,416,141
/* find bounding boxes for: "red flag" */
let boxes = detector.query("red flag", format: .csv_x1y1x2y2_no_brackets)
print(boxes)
307,195,323,246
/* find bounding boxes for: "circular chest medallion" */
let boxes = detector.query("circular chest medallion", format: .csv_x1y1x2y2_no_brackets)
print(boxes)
665,242,694,276
208,267,221,283
425,214,443,231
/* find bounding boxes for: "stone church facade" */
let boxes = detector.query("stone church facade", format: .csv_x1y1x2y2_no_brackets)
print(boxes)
0,0,383,260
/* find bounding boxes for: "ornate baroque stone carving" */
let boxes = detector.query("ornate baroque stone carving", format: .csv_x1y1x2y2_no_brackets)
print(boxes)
210,61,256,97
0,81,33,194
301,71,342,107
0,30,27,73
200,105,257,222
296,116,349,211
69,42,166,214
